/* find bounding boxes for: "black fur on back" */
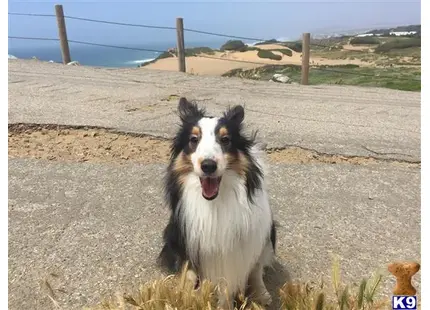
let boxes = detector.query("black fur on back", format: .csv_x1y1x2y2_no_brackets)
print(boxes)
270,221,277,253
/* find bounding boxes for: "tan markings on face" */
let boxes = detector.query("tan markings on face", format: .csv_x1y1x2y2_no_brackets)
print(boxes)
191,126,201,137
225,151,249,177
219,126,229,137
173,151,193,185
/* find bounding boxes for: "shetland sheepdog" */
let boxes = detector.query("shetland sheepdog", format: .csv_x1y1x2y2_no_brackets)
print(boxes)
158,97,276,308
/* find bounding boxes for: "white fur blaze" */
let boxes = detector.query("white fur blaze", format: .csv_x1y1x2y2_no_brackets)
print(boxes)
179,149,273,297
190,117,228,176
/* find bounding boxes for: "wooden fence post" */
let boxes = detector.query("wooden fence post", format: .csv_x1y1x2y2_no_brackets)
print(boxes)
176,17,186,72
301,32,310,85
55,4,71,64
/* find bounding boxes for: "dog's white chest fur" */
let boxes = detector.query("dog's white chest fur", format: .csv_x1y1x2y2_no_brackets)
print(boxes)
179,169,272,292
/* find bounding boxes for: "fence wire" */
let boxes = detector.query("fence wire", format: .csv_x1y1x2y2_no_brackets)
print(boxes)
9,12,420,83
8,36,168,53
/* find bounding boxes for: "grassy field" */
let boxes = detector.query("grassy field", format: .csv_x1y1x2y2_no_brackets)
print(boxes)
222,64,420,92
86,259,391,310
223,36,421,92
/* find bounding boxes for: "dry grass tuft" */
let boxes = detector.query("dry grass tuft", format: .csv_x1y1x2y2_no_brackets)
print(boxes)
85,262,261,310
279,258,388,310
85,259,389,310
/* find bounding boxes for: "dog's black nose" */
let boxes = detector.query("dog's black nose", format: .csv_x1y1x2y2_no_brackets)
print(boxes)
201,159,217,174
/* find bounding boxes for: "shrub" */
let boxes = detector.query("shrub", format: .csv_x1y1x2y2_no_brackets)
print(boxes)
254,39,279,46
220,40,247,52
271,49,292,57
157,51,174,59
283,42,302,52
374,38,421,53
350,37,380,45
184,47,215,56
257,50,282,60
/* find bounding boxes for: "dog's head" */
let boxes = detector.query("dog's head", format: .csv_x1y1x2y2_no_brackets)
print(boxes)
169,97,260,201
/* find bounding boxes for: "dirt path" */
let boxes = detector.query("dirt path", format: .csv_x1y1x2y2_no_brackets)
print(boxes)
8,124,419,168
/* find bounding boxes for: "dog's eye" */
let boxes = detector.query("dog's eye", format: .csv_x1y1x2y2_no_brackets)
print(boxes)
220,136,230,145
190,135,199,145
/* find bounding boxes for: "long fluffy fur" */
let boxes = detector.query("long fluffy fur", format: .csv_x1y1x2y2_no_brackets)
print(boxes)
158,98,276,306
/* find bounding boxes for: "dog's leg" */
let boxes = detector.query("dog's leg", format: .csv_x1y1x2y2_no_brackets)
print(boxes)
216,281,244,310
186,268,199,289
216,290,234,310
247,264,272,306
215,282,234,310
247,243,273,306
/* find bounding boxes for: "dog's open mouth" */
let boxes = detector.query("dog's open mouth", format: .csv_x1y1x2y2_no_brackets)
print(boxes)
200,177,222,200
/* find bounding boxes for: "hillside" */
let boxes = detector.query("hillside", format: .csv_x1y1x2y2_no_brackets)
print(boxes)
365,24,421,35
141,35,420,91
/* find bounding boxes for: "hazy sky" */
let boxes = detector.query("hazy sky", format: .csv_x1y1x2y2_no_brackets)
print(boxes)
8,0,421,48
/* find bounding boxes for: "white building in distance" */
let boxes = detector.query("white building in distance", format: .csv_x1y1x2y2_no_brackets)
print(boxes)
389,31,417,36
355,31,417,37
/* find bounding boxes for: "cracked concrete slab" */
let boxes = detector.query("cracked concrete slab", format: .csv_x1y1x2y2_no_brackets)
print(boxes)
8,60,420,161
8,124,420,167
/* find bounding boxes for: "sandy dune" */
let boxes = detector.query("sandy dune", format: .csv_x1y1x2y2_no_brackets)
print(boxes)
342,44,378,51
143,55,261,75
142,43,373,75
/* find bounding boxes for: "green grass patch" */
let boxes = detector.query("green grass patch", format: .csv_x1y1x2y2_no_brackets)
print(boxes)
222,64,300,81
309,66,420,91
385,46,421,58
318,64,360,69
350,37,380,45
257,50,282,60
375,38,421,53
223,64,420,91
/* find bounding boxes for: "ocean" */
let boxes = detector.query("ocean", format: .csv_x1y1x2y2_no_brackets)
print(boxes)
8,40,227,68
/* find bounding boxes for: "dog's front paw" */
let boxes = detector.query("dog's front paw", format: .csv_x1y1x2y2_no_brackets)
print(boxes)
186,269,199,289
216,300,234,310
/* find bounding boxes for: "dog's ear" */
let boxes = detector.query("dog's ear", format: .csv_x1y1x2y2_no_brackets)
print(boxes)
178,97,205,123
224,105,244,125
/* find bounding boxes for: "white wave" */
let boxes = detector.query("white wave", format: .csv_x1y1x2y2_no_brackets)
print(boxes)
276,37,291,42
245,37,292,46
128,58,156,64
8,54,18,59
245,41,263,46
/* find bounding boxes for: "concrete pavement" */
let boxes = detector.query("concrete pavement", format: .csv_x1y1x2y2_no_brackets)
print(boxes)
8,159,420,309
8,59,420,161
8,60,421,309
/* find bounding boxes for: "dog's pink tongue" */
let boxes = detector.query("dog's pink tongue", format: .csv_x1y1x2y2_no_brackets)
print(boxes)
201,178,219,198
